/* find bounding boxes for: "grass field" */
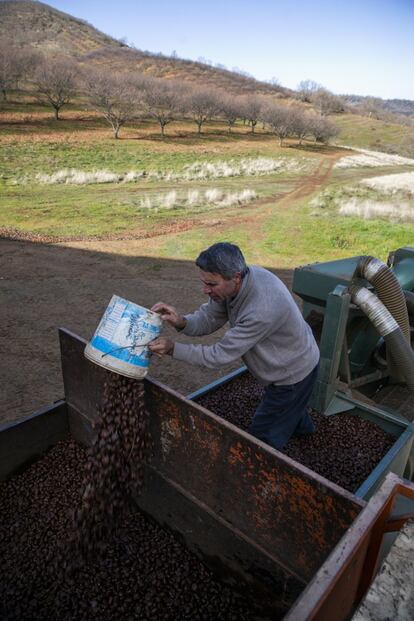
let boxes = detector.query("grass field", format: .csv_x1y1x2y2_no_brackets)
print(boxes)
332,113,412,153
1,99,414,267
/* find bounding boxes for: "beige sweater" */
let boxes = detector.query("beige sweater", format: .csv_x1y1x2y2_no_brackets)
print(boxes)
173,266,319,385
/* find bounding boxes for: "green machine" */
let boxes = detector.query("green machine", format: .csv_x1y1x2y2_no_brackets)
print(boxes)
292,247,414,418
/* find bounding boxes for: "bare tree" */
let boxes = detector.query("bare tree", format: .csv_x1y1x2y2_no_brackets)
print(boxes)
15,49,40,89
83,69,138,139
296,79,321,103
289,109,314,145
34,58,77,119
0,43,16,100
261,104,295,146
308,116,339,143
218,93,242,132
0,40,39,100
358,96,385,119
181,86,220,134
311,88,345,116
141,77,180,136
268,76,281,88
239,95,263,133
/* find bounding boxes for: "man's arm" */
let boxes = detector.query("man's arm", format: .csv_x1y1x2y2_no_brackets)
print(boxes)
152,300,228,336
148,302,230,357
173,314,274,368
182,300,228,336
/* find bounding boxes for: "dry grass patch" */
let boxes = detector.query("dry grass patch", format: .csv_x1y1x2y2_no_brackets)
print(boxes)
361,171,414,193
24,157,307,186
334,147,414,169
338,200,414,222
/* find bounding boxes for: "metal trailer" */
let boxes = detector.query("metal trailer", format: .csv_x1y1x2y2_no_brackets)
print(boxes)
1,328,414,619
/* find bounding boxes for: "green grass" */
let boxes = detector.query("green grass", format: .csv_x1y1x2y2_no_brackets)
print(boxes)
299,213,413,263
334,113,411,152
0,140,198,181
0,171,303,237
0,137,310,183
1,98,413,268
0,107,318,237
138,192,414,269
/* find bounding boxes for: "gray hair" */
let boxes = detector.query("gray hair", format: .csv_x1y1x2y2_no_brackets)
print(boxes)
196,242,247,280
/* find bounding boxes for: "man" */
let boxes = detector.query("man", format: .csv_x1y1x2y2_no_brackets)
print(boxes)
149,242,320,451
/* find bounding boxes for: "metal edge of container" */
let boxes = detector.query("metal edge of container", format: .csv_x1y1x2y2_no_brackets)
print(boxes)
0,400,69,481
355,424,414,499
0,399,66,434
187,366,248,400
283,472,414,621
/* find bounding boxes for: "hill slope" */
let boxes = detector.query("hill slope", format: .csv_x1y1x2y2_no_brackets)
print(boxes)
0,0,122,54
345,94,414,117
0,0,289,96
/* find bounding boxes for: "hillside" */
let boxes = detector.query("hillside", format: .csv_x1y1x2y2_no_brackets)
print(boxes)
0,0,122,54
345,94,414,117
0,0,289,96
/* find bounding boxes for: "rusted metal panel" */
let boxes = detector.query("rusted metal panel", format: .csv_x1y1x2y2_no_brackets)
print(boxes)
136,469,305,617
59,327,106,425
146,380,364,582
59,328,364,585
0,401,68,480
285,535,371,621
284,474,414,621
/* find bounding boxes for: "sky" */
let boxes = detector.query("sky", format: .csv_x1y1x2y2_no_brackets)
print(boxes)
45,0,414,100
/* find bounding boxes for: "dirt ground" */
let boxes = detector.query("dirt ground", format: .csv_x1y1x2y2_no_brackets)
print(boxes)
0,235,294,426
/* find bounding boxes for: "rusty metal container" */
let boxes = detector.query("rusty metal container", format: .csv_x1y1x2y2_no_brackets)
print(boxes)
6,328,413,619
0,328,368,619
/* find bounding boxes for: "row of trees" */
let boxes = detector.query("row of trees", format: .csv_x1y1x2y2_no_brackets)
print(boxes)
84,67,339,143
1,44,339,144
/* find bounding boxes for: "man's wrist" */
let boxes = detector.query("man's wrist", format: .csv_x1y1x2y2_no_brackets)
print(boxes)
175,316,187,331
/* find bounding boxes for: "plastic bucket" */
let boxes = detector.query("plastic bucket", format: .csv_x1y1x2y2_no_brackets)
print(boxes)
84,295,162,379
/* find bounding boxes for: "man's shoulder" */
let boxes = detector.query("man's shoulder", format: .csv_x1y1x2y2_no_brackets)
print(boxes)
248,265,284,288
246,266,293,314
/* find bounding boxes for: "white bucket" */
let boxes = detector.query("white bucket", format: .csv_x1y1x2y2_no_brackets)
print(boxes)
84,295,162,379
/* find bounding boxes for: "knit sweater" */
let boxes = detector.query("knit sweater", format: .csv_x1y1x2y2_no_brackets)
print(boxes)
173,266,319,385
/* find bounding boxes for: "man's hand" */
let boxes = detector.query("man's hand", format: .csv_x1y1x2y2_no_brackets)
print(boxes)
148,337,174,357
151,302,186,330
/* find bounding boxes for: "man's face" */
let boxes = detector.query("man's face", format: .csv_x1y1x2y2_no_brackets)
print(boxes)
198,269,241,302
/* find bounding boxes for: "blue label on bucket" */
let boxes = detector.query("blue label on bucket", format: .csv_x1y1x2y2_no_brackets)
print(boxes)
90,335,150,367
89,295,162,368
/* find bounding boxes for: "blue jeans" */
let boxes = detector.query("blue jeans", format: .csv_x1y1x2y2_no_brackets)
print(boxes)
248,364,319,450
